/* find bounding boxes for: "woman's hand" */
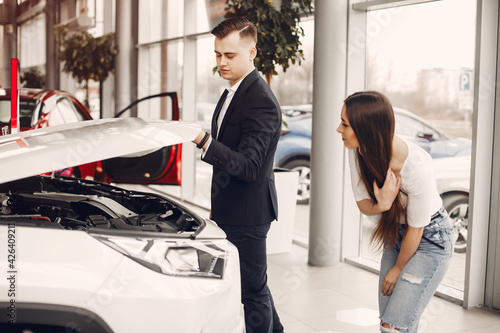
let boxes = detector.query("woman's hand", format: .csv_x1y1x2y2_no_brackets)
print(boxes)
355,168,402,216
382,266,402,296
373,168,401,212
382,226,424,296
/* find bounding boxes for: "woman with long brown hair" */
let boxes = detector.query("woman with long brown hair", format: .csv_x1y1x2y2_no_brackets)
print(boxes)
337,91,454,333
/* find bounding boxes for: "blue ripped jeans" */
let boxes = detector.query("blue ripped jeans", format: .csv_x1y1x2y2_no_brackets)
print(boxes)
379,206,454,333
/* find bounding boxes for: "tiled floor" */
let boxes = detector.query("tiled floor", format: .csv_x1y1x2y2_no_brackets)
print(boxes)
267,243,500,333
121,183,500,333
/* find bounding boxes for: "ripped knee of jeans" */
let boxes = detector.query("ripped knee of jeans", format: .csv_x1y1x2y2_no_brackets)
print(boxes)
381,321,407,332
401,272,423,284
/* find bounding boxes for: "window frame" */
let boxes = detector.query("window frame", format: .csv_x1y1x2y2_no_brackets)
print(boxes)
342,0,495,308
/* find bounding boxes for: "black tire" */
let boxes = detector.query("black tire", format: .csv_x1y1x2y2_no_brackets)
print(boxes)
282,159,310,205
442,193,468,253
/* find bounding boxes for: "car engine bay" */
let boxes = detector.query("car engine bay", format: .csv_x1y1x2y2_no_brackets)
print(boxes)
0,175,201,234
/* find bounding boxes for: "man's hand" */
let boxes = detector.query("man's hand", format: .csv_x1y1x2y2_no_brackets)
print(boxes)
193,130,206,145
193,130,211,150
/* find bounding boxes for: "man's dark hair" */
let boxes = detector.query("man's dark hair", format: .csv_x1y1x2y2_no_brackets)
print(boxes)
211,17,257,44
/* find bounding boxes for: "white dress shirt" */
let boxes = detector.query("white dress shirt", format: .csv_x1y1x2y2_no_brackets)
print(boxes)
203,68,255,155
348,137,443,227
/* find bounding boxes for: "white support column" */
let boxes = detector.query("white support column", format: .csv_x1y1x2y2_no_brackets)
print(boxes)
101,0,115,119
180,0,198,201
486,14,500,308
45,0,58,90
465,0,499,309
308,0,348,266
2,0,17,86
341,1,367,261
115,0,132,115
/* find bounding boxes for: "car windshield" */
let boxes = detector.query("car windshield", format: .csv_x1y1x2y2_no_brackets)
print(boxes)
394,112,444,140
0,98,39,131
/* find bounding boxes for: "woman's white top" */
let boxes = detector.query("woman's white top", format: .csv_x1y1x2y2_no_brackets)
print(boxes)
348,137,442,228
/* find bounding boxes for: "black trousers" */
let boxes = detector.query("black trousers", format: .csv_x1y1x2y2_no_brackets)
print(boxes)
218,223,283,333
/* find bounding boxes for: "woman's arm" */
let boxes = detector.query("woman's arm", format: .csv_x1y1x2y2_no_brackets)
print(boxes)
381,225,424,296
356,168,401,216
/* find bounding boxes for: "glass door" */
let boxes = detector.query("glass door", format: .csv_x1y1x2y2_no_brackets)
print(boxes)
349,0,477,301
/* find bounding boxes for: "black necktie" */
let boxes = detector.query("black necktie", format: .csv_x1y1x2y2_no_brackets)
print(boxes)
213,89,229,137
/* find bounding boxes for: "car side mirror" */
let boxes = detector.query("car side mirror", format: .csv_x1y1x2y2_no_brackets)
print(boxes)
417,132,434,141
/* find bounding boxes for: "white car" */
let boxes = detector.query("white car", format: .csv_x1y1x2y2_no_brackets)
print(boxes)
433,155,471,253
0,118,244,332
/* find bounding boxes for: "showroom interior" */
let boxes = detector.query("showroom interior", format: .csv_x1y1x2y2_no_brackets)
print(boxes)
1,0,500,331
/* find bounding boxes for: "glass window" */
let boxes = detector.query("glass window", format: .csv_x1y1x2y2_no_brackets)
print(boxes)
271,18,315,107
199,0,224,33
48,107,65,126
196,35,225,132
365,0,475,138
360,0,476,297
0,99,38,130
194,34,227,207
394,111,440,139
19,14,46,68
138,0,184,44
137,40,183,120
18,99,38,128
88,0,105,37
30,102,44,127
0,100,11,126
55,98,84,124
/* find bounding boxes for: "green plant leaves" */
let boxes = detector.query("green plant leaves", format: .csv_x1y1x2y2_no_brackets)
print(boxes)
224,0,313,84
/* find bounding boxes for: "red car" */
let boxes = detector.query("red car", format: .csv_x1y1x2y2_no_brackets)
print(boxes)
0,88,183,185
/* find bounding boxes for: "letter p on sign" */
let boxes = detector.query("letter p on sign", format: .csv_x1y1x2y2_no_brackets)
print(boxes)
460,72,470,91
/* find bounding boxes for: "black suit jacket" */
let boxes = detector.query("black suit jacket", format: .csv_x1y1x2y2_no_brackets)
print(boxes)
202,69,281,226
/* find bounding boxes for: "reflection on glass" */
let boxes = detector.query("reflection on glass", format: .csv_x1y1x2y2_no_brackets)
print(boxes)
196,36,227,133
20,14,46,68
137,41,183,119
363,0,476,295
138,0,184,44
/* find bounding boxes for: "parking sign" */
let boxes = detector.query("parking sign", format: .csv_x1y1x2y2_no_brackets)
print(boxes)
460,72,470,91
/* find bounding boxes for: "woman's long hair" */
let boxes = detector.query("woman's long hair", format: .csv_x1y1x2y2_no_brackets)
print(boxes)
344,91,406,251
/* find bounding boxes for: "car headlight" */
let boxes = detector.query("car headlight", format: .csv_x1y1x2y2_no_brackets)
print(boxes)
94,235,227,279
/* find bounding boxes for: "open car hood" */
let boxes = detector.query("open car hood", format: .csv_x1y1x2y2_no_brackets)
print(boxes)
0,118,201,183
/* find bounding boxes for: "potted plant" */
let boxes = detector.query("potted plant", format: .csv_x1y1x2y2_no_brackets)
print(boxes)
53,25,117,118
223,0,313,86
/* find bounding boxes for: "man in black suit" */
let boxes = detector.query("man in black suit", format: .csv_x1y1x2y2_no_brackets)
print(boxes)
192,17,284,333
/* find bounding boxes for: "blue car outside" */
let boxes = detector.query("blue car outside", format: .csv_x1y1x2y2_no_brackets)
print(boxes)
393,107,472,158
275,107,472,204
275,115,312,168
